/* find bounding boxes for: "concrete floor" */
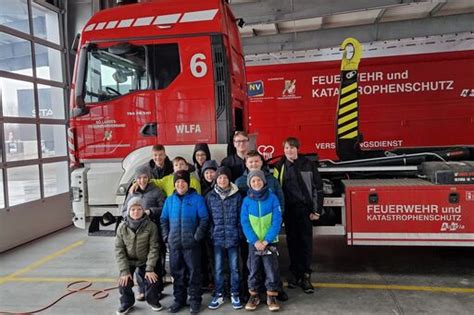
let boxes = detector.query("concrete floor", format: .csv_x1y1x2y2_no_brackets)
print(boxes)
1,226,473,314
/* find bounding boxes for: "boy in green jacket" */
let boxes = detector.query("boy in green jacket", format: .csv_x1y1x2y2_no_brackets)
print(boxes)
115,197,162,314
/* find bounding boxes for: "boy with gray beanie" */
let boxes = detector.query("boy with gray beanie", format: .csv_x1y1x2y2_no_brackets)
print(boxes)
122,164,166,301
241,170,282,312
115,197,162,314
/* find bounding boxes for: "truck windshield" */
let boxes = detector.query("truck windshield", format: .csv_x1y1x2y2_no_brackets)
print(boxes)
82,43,180,103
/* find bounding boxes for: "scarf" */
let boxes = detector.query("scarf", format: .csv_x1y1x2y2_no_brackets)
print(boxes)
125,215,146,232
214,184,231,200
247,185,269,201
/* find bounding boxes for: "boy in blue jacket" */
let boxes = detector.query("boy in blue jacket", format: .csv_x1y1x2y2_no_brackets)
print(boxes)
160,170,209,314
241,170,282,312
206,166,243,310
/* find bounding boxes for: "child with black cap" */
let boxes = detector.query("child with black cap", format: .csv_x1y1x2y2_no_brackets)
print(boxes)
160,170,209,314
115,197,162,314
201,159,218,196
241,170,282,312
205,166,243,310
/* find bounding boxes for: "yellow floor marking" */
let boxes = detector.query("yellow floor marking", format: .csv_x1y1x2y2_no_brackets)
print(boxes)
313,282,474,294
0,240,85,285
11,277,116,283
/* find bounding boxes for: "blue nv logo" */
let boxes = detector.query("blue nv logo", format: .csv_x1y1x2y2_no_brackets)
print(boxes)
247,80,264,97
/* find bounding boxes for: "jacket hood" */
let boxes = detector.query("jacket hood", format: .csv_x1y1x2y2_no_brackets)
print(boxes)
192,143,211,165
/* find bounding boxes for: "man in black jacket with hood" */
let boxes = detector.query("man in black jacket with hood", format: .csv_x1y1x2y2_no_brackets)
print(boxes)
273,137,324,294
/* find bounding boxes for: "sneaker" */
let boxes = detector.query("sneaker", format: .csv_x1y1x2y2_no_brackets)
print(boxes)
267,296,280,312
287,274,298,289
190,303,201,314
231,294,243,310
276,289,288,302
301,273,314,294
116,304,134,315
208,294,224,310
150,302,163,311
245,294,260,311
136,292,145,301
168,302,184,313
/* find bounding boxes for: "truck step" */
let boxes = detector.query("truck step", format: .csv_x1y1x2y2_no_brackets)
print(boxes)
88,230,116,237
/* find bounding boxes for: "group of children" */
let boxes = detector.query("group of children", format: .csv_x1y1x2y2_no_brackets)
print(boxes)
115,135,296,314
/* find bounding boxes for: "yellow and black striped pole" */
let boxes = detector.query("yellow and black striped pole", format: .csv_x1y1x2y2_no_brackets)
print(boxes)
336,38,363,160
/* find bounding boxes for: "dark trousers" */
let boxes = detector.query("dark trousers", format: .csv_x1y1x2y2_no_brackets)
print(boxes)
247,244,281,292
169,247,202,306
200,237,214,287
284,207,313,278
136,257,164,295
119,265,160,308
239,239,249,297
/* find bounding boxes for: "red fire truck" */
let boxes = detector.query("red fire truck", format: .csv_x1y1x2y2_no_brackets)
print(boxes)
247,36,474,246
69,0,247,234
69,0,474,245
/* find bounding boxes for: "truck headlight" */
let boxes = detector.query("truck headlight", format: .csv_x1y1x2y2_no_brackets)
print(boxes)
117,184,128,196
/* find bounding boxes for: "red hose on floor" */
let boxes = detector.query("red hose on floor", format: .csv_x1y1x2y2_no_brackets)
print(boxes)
0,281,118,314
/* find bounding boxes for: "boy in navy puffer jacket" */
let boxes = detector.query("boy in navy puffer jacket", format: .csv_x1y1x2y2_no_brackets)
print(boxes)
160,170,209,314
205,167,243,310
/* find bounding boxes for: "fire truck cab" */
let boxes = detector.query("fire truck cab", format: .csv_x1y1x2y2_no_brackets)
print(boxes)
69,0,247,234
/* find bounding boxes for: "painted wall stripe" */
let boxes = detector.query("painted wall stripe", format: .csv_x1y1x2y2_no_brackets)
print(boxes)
134,16,155,27
117,19,135,28
153,13,181,25
353,240,474,246
180,9,218,23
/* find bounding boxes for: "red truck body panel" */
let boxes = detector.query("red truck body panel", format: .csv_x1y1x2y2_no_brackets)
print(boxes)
246,50,474,160
344,179,474,246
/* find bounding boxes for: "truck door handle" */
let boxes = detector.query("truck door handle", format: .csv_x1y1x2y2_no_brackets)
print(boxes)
139,122,157,136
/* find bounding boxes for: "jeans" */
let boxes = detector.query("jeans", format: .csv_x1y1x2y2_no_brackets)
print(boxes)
247,244,281,292
214,245,240,295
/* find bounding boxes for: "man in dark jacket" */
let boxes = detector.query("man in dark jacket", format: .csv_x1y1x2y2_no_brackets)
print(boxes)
146,144,173,179
115,197,162,314
221,131,250,181
160,170,209,314
122,165,166,300
273,137,324,294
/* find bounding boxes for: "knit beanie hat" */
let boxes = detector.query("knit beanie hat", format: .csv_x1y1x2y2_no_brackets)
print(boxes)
247,170,266,188
174,170,191,186
134,165,152,180
202,160,218,173
215,166,232,181
127,196,144,214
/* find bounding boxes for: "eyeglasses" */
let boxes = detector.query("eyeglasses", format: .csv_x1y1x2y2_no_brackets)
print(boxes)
234,140,249,144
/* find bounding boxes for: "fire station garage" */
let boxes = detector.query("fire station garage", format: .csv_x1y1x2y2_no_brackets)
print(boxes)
1,0,474,314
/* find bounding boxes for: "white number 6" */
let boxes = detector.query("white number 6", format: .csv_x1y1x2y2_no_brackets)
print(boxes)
190,53,208,78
